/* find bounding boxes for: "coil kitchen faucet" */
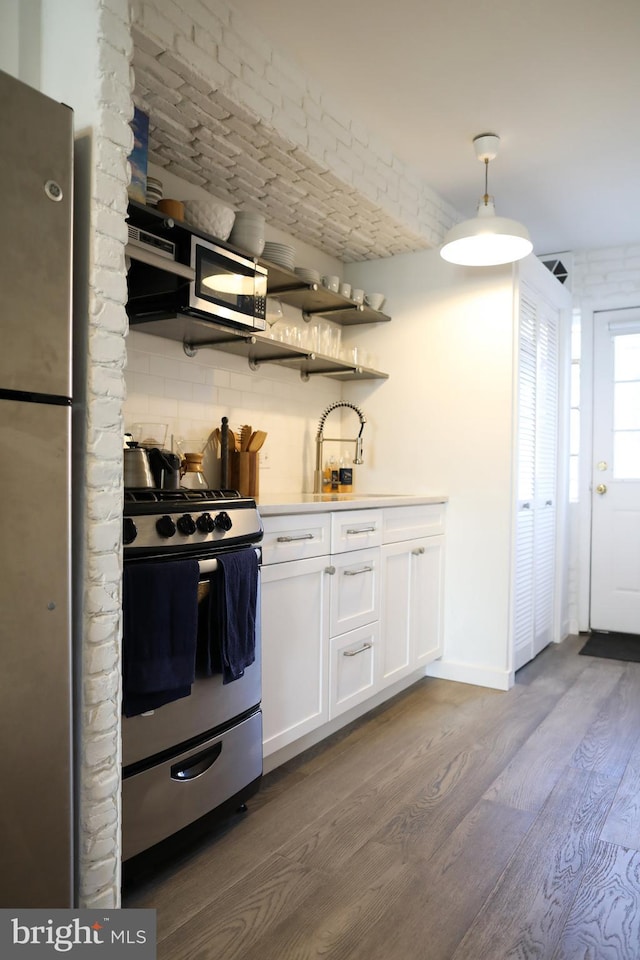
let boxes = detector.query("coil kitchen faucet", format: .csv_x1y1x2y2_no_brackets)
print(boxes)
314,401,366,493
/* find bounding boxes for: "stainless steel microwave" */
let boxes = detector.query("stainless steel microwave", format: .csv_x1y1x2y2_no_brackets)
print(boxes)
188,236,267,332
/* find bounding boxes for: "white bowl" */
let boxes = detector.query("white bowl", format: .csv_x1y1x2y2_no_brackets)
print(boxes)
183,200,236,240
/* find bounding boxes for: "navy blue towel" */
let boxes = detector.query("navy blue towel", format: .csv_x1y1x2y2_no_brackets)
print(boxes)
123,559,199,717
198,549,258,684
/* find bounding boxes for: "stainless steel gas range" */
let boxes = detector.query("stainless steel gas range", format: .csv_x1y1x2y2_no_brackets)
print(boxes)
121,487,263,867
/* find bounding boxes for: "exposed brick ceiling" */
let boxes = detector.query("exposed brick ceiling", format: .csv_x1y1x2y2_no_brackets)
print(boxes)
132,42,432,263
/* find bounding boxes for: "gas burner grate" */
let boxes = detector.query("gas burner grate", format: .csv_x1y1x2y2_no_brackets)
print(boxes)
124,488,243,504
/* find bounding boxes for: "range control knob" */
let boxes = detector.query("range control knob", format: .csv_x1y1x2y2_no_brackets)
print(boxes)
156,514,176,538
177,514,197,536
123,517,137,545
196,512,216,533
214,510,233,532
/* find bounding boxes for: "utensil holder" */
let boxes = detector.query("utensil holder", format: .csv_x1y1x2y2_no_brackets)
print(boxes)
230,451,259,499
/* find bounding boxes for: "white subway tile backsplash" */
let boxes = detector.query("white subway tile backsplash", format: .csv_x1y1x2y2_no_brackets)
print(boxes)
191,381,217,404
164,377,194,401
127,370,165,395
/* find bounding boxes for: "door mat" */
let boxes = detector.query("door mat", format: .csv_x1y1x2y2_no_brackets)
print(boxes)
579,632,640,663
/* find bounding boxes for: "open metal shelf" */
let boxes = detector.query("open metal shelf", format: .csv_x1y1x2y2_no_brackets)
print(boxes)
126,203,390,378
128,314,388,382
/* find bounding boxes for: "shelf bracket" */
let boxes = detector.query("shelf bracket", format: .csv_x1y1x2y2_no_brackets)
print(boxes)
248,350,317,371
270,282,318,296
302,366,361,379
183,335,256,357
302,303,365,321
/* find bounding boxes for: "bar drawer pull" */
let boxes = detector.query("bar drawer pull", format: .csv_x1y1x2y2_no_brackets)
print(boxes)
346,526,376,535
343,565,374,576
276,533,314,543
412,547,425,555
343,642,373,657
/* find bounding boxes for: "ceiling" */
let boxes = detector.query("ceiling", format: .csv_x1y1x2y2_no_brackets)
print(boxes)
230,0,640,256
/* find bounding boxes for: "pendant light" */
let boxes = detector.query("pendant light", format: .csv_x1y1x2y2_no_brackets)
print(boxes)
440,134,533,266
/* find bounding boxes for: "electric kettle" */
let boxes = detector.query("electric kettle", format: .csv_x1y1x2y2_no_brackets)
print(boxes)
147,447,182,489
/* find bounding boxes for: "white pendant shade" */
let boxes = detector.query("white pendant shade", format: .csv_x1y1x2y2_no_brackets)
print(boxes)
441,199,533,266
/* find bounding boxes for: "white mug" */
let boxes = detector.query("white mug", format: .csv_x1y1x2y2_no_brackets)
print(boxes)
322,275,340,293
339,282,351,299
364,292,385,311
352,288,364,304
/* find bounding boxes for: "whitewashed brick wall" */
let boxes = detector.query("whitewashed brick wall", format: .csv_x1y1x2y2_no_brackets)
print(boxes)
572,245,640,301
77,0,133,910
129,0,461,261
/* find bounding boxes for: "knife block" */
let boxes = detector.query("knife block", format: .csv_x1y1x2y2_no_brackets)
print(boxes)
230,451,259,499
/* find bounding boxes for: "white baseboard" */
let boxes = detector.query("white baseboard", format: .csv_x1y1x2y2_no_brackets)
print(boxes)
424,658,514,691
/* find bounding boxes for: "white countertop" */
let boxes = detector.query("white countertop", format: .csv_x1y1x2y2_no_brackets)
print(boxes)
256,492,448,516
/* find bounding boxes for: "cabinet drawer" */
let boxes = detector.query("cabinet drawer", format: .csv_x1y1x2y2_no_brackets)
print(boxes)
382,503,446,544
329,547,380,637
331,509,382,554
122,711,262,861
330,623,379,718
262,513,331,564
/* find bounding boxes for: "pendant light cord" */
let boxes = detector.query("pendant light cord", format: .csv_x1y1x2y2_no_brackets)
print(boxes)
483,157,490,207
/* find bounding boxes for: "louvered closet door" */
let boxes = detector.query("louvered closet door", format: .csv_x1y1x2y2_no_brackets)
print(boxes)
514,290,537,670
513,284,561,671
533,299,559,655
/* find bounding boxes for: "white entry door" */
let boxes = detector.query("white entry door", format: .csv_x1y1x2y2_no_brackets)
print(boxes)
590,307,640,632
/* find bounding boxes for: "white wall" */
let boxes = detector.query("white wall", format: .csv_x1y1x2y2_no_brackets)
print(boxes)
0,0,40,86
343,251,517,688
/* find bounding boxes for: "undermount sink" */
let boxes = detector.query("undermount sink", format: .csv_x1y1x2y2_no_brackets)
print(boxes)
302,492,405,500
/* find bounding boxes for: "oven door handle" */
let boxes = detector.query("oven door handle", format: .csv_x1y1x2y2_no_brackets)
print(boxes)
170,742,222,781
197,546,261,576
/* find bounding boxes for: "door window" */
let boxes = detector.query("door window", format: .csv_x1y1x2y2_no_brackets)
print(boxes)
613,333,640,479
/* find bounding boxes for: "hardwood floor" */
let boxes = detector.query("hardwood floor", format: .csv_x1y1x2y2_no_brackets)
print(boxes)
124,635,640,959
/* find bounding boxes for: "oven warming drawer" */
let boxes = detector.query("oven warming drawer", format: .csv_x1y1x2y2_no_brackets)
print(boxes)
122,710,262,861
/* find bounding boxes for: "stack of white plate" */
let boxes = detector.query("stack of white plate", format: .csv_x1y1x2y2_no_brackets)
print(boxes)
146,176,163,206
263,242,296,272
294,266,321,285
229,210,265,257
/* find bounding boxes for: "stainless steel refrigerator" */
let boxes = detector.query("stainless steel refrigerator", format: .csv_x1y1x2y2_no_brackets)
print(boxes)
0,69,74,906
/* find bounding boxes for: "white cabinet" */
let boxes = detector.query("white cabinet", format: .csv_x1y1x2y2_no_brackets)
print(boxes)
261,501,446,762
329,547,380,637
261,515,332,757
381,505,445,688
331,509,382,552
261,555,331,756
330,622,379,717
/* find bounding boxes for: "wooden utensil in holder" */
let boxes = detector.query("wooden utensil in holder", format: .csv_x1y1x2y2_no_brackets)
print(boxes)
230,451,259,499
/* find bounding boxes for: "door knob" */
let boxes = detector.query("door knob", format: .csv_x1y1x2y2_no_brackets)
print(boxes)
596,483,607,495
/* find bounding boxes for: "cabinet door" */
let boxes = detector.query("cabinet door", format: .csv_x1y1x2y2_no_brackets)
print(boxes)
380,541,412,684
329,547,380,637
381,536,445,688
330,623,379,718
261,555,331,757
413,535,445,667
